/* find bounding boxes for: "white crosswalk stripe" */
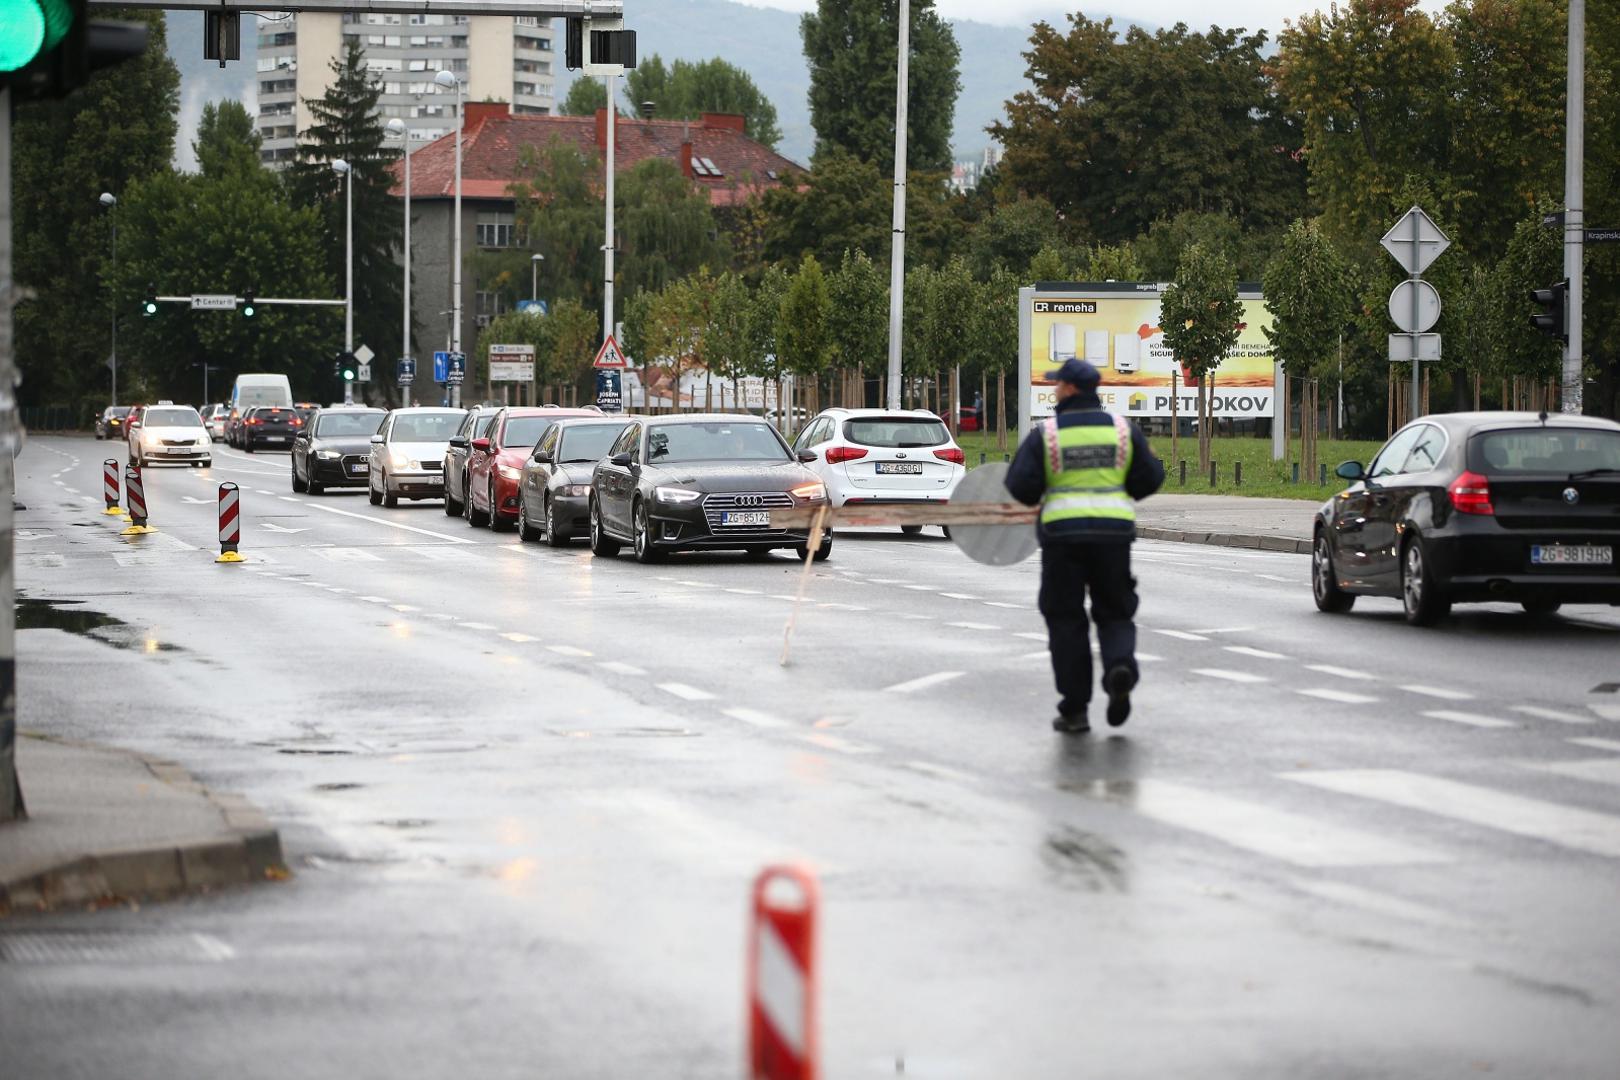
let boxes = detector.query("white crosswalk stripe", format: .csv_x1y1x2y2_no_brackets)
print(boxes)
1283,769,1620,859
1423,709,1516,729
1522,757,1620,787
1297,688,1379,705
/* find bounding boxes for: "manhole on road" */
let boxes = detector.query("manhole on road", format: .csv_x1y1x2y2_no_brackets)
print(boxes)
0,931,234,964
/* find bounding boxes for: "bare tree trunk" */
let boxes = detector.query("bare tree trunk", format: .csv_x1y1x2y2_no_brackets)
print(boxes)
996,372,1007,453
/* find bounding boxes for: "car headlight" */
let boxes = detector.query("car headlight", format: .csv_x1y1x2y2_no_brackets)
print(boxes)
560,484,591,497
498,465,522,481
389,451,416,469
315,449,340,460
655,486,702,504
790,481,827,502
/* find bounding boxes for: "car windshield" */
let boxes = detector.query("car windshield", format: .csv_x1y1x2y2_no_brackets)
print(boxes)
1474,428,1620,475
647,422,787,463
143,407,202,427
391,412,463,442
844,417,950,448
106,407,131,419
316,412,385,438
557,424,626,463
503,416,557,448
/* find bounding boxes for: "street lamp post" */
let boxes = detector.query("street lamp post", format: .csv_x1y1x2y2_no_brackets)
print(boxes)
99,192,117,405
387,119,412,408
435,69,464,409
332,158,354,406
885,0,910,411
531,252,544,303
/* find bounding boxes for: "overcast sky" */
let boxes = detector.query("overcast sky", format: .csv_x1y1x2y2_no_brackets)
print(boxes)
732,0,1449,34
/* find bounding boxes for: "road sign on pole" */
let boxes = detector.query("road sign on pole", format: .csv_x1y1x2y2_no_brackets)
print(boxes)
1388,280,1441,333
592,334,627,369
446,352,466,385
1380,207,1451,276
433,350,450,383
1382,207,1451,418
398,357,415,385
356,363,371,383
1388,334,1442,363
190,294,236,311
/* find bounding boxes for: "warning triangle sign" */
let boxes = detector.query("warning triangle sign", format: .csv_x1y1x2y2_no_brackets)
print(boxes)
592,334,628,369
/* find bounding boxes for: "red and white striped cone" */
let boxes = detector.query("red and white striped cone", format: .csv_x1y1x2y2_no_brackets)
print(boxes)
216,482,244,563
102,459,123,515
748,865,819,1080
121,465,152,534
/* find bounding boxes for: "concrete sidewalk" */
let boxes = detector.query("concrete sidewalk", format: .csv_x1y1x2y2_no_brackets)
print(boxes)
1136,493,1319,554
0,735,284,915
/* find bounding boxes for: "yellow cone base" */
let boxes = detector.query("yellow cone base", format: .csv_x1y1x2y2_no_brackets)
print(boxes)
102,506,124,515
120,525,155,536
215,551,245,564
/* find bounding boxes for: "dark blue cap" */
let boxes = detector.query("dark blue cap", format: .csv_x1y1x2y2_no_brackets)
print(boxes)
1045,358,1101,388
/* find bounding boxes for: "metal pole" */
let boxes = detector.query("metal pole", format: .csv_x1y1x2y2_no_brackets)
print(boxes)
604,72,616,349
1563,0,1585,414
451,79,463,409
1409,212,1421,419
402,140,411,408
884,0,910,411
344,168,354,406
110,214,117,406
1,88,23,821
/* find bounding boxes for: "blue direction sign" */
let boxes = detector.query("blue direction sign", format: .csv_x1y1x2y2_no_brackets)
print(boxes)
516,299,549,316
398,357,416,385
433,350,450,383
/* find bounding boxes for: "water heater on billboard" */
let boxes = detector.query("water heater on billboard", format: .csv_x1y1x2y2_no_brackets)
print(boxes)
1049,324,1077,363
1084,330,1110,367
1113,333,1141,374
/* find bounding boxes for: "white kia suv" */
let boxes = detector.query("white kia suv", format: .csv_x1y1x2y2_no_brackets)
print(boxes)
792,408,966,535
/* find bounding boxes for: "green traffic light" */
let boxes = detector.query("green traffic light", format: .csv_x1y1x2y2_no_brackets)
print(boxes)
242,304,256,318
0,0,73,73
343,369,355,382
142,299,158,316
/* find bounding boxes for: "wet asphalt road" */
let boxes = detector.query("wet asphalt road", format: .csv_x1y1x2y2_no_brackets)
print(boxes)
4,434,1620,1079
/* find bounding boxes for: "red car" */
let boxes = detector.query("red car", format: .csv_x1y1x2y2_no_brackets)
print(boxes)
466,406,602,530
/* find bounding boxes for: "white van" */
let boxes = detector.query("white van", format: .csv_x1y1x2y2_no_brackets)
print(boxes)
231,374,294,412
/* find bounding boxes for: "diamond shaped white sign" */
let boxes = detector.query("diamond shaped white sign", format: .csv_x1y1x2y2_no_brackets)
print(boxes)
1381,207,1451,276
353,344,375,365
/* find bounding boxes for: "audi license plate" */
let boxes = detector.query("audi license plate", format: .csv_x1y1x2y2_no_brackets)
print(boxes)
876,462,923,475
349,463,368,474
722,511,771,527
1531,544,1612,566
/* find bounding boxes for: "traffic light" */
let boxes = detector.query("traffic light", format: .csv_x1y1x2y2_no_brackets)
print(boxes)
336,350,356,382
0,0,149,101
141,286,158,317
240,289,256,318
1530,280,1568,344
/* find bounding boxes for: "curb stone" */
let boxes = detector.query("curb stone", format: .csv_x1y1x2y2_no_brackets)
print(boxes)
1137,526,1310,556
0,740,286,917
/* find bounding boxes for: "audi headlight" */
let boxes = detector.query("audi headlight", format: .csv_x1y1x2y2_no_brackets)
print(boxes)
561,484,592,497
790,481,827,502
498,465,522,481
315,449,340,460
655,486,702,504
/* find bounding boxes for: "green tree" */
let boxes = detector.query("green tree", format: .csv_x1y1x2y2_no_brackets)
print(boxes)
560,76,608,117
289,40,404,369
1131,211,1272,282
1262,219,1354,480
923,255,976,424
1160,242,1242,471
1081,243,1145,282
627,55,783,149
826,249,888,395
966,196,1068,279
777,255,833,423
545,298,601,397
801,0,961,172
615,159,730,305
750,263,792,399
1027,245,1071,282
193,100,262,180
993,16,1305,245
1490,210,1564,386
707,271,764,404
506,138,605,318
761,152,957,268
12,9,180,414
968,267,1021,449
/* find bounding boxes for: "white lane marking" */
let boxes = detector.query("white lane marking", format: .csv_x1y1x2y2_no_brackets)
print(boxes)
1190,626,1254,635
255,489,274,495
1298,688,1380,705
1224,645,1289,660
1109,780,1441,868
947,621,1000,631
1191,668,1268,684
1400,684,1474,701
939,592,979,600
597,660,645,676
724,707,787,729
1292,879,1468,929
1423,710,1515,730
768,594,800,602
312,547,383,562
1512,705,1592,725
390,604,420,613
1014,632,1047,642
1153,629,1209,642
674,579,712,588
884,671,965,694
501,632,538,643
1593,703,1620,722
982,601,1025,609
296,499,476,544
867,578,905,584
1284,769,1620,858
1523,757,1620,787
903,584,938,591
1019,650,1049,661
547,645,592,657
798,732,877,755
817,602,870,612
1306,664,1376,681
1568,737,1620,754
724,587,763,595
63,486,79,494
358,595,389,604
458,621,497,631
279,496,301,503
1256,574,1294,583
1137,652,1164,663
658,682,715,702
904,761,978,784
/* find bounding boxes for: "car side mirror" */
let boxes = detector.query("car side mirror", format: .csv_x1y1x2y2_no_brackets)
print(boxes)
471,437,491,453
1335,460,1365,482
610,452,633,467
797,449,818,463
532,450,553,464
448,435,467,449
369,434,385,445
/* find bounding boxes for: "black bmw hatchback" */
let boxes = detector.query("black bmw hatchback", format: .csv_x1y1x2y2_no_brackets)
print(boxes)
1314,412,1620,625
588,414,830,563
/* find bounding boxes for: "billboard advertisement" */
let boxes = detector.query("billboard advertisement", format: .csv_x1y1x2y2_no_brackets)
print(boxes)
1020,283,1277,426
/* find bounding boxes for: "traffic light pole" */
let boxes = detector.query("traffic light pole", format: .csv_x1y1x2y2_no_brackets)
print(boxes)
1562,0,1584,414
1,88,23,822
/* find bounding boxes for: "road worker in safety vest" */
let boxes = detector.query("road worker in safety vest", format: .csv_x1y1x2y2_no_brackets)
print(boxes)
1005,358,1165,734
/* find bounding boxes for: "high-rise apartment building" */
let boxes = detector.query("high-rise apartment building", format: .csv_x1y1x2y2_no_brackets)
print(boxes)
255,12,556,166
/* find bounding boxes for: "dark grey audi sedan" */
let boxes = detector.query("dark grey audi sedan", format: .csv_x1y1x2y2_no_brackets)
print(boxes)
1313,411,1620,625
587,414,831,563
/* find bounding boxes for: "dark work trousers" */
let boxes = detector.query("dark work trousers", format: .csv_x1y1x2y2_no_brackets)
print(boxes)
1037,539,1139,716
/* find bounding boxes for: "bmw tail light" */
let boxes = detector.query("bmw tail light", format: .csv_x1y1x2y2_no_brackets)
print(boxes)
933,447,965,465
824,446,868,464
1448,470,1494,515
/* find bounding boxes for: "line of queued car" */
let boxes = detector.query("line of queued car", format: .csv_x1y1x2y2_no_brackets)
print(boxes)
282,401,973,563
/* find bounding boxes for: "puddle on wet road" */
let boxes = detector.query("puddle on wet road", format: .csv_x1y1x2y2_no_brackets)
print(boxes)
15,596,182,653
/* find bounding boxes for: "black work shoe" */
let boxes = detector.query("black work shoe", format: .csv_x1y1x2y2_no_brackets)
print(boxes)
1052,712,1091,735
1104,666,1135,728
